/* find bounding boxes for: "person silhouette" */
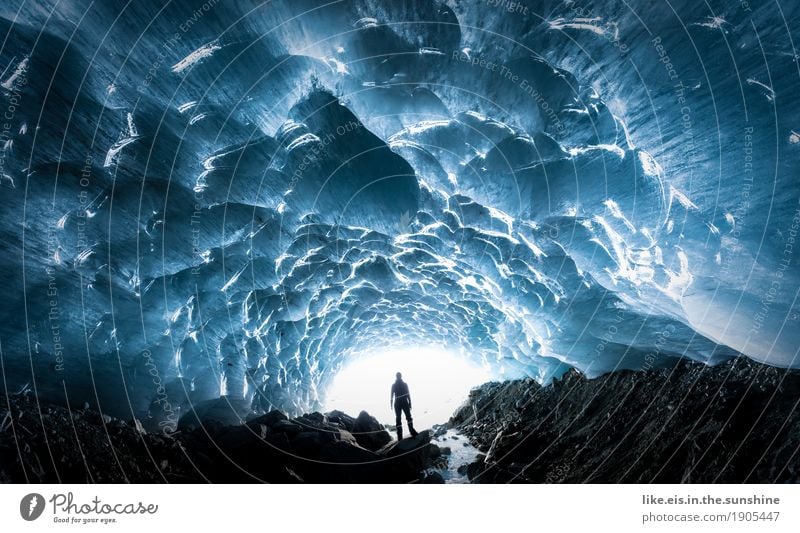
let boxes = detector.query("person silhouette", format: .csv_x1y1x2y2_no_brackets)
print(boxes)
390,372,418,440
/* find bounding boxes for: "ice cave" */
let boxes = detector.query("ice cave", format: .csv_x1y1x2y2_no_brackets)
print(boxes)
0,0,798,483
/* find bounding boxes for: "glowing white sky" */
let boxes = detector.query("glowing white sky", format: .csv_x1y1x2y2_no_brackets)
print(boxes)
323,346,492,429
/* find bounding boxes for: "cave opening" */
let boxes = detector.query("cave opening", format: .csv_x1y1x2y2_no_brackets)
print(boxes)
323,345,492,429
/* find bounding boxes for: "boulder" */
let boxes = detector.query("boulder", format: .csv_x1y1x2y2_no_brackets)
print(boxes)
466,454,487,481
302,412,327,424
325,410,356,431
466,460,486,481
271,420,303,436
428,444,442,458
378,430,433,456
310,440,384,483
377,430,435,482
247,410,288,427
294,412,328,431
336,429,359,447
352,410,392,451
318,440,380,464
432,424,448,437
421,472,445,483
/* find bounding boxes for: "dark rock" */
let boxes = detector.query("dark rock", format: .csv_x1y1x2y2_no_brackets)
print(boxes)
377,430,436,481
422,472,445,483
302,412,327,424
335,429,359,446
264,431,293,453
451,358,800,483
271,420,303,436
0,396,445,484
280,467,305,483
318,440,379,464
247,410,288,427
352,410,392,451
83,410,113,426
428,444,442,458
133,419,147,434
178,397,250,431
215,424,268,451
309,440,385,483
378,430,432,456
484,430,506,463
294,412,328,431
466,460,486,481
432,424,448,438
325,410,356,431
292,431,323,458
45,361,797,485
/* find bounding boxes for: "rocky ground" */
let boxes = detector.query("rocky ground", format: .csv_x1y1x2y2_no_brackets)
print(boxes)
3,356,798,483
0,399,446,483
450,357,800,483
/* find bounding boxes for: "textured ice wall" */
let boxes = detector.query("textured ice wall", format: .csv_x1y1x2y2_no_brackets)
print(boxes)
0,0,797,423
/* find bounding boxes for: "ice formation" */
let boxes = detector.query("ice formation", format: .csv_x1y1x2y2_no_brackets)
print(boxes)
0,0,797,422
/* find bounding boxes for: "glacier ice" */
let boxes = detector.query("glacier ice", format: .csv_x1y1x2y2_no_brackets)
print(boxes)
0,0,798,424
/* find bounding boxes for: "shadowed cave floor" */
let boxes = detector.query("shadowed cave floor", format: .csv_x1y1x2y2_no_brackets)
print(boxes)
1,357,798,483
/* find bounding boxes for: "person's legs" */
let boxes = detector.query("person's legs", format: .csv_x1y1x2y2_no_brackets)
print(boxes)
394,403,403,440
402,404,417,437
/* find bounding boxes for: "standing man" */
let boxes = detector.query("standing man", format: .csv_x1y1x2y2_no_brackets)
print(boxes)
390,372,418,440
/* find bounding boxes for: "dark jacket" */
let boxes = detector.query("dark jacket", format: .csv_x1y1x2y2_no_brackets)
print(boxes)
391,380,411,406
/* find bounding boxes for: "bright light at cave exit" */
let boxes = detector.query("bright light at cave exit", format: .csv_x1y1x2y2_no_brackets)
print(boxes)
324,346,492,430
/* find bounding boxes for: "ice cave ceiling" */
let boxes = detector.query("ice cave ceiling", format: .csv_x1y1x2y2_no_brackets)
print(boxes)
0,0,798,420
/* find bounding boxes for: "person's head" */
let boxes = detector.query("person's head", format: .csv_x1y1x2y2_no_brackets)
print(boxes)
395,372,402,381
